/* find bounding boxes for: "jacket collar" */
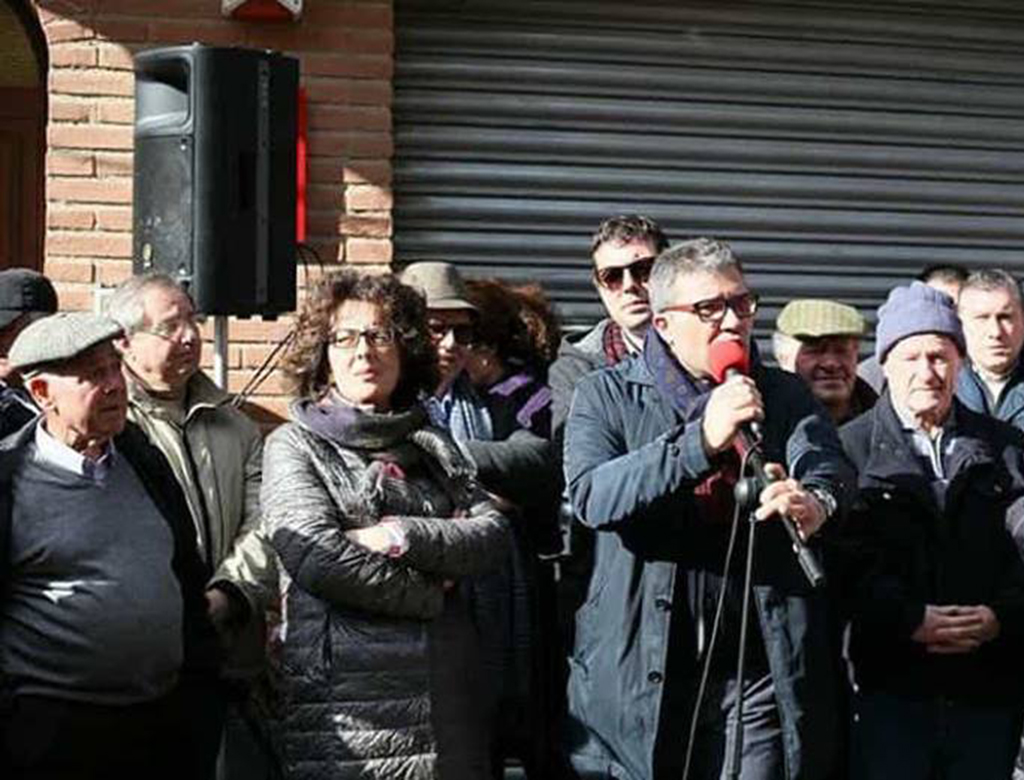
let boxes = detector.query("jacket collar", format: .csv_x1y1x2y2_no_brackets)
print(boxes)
128,370,231,424
864,392,995,487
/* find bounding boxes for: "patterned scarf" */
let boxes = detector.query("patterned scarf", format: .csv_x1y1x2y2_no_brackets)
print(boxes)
602,321,631,366
643,330,740,524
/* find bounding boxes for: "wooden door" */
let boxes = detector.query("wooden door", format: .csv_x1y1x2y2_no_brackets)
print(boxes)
0,88,44,271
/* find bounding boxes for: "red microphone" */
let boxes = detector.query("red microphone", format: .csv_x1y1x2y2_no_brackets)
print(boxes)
708,339,750,385
708,340,761,442
706,340,825,587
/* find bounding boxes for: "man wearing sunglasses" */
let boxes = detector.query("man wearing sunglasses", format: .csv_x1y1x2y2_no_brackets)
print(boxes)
562,238,851,780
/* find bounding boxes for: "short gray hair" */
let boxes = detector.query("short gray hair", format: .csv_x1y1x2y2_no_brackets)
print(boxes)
648,238,744,313
958,268,1023,309
105,272,186,334
772,330,801,370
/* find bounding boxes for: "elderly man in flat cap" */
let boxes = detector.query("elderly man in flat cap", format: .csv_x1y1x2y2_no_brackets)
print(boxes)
839,282,1024,780
0,313,221,780
0,269,57,439
773,298,877,425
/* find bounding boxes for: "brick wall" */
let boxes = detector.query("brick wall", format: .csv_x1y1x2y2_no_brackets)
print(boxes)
32,0,394,422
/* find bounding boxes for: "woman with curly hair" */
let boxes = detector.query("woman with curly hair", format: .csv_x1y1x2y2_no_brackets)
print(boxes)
261,269,510,780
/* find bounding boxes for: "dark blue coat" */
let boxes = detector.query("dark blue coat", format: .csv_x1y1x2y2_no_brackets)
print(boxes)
840,394,1024,703
563,353,853,780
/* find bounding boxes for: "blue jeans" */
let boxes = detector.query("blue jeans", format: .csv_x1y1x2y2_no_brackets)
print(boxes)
851,690,1023,780
689,671,785,780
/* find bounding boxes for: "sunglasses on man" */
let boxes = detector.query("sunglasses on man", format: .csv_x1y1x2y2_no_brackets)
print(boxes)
593,256,656,292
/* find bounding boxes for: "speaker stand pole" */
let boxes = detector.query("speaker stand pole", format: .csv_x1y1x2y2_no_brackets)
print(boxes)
213,315,229,390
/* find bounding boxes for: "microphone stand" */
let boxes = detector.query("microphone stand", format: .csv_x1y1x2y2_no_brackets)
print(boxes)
724,456,764,780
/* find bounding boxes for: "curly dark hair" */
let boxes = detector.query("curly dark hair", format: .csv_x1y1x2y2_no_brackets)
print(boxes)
282,270,438,408
465,279,561,368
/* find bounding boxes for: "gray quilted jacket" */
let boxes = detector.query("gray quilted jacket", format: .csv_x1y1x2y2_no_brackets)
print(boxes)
261,406,511,780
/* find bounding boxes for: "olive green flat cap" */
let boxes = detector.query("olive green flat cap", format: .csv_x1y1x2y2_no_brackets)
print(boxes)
776,299,865,339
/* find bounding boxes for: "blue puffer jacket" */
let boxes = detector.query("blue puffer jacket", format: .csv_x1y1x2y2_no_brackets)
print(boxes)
957,360,1024,431
563,353,853,780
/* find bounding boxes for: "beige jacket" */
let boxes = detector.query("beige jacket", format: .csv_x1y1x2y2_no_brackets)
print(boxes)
126,371,277,673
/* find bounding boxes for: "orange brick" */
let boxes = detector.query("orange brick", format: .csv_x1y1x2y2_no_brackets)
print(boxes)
338,215,391,238
95,206,133,231
303,53,393,80
227,369,290,396
95,259,134,286
305,184,343,212
307,105,390,132
50,69,134,97
97,100,134,124
45,19,95,44
50,45,98,67
148,20,247,47
239,344,281,369
97,43,135,70
303,240,344,263
48,208,96,230
49,99,93,122
344,185,392,212
48,177,132,204
100,0,221,17
95,21,149,43
46,259,95,283
346,237,391,265
303,3,392,29
305,76,391,107
227,318,296,343
343,160,392,186
47,151,95,176
245,26,392,55
308,130,392,158
51,284,94,312
307,158,344,186
47,231,133,258
95,152,133,176
48,123,133,151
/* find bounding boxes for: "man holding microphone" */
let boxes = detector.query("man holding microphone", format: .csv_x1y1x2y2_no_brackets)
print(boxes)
562,238,851,780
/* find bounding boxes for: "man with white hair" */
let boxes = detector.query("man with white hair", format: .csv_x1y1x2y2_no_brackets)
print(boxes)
0,313,220,778
106,273,276,778
841,281,1024,780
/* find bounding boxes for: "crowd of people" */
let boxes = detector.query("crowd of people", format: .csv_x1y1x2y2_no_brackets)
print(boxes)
1,214,1024,780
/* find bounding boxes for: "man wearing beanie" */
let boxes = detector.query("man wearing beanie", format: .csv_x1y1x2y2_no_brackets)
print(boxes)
839,281,1024,780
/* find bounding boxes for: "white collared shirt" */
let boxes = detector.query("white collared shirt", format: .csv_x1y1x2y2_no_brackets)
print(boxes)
33,421,116,484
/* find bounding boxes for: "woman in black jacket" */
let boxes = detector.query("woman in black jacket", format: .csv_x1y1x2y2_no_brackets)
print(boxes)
261,270,509,780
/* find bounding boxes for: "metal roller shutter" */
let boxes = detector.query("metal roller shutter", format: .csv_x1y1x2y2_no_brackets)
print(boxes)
393,0,1024,339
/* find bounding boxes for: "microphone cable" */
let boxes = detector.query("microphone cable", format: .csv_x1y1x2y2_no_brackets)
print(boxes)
680,443,759,780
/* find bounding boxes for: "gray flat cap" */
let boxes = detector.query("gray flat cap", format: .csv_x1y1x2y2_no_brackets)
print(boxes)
9,312,123,371
400,262,476,311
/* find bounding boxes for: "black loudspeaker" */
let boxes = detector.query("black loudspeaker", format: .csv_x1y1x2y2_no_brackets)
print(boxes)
133,45,298,316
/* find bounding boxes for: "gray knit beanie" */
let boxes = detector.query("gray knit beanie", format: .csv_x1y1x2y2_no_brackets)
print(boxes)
875,281,965,363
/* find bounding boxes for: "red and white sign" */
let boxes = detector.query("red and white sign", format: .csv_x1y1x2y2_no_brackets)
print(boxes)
222,0,301,22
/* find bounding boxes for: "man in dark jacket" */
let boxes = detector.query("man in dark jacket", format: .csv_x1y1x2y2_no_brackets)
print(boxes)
549,215,670,656
0,313,221,780
0,269,57,438
563,238,851,780
841,281,1024,780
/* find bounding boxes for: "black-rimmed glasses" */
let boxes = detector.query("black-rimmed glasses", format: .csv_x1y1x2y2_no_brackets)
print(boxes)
659,292,759,323
331,327,398,350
